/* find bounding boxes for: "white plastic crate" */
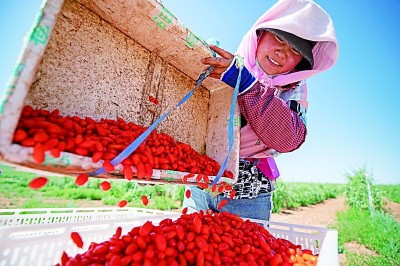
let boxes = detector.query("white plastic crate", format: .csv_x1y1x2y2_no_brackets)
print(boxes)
0,207,339,266
251,219,339,266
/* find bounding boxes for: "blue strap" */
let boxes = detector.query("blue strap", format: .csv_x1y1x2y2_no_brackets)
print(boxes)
91,66,214,176
210,65,242,186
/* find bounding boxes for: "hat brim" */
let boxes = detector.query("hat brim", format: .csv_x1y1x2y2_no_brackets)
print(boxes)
264,28,314,70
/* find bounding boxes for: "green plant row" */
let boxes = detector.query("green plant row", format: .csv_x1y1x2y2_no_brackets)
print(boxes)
272,181,344,213
344,168,386,212
376,184,400,203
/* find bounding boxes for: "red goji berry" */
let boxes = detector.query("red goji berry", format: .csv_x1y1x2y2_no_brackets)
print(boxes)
92,151,103,163
184,250,195,264
50,148,60,158
28,177,48,190
13,129,28,142
103,152,116,160
192,215,202,234
175,224,185,241
136,163,145,179
141,195,149,206
118,200,128,208
33,143,45,164
198,182,208,189
103,161,115,172
61,251,69,265
109,256,122,266
75,173,89,186
123,165,134,181
217,199,228,210
155,234,167,251
114,226,122,238
196,249,205,266
229,190,236,200
144,163,153,180
74,135,83,145
33,131,49,142
139,221,153,236
21,138,35,147
71,232,83,248
92,244,109,255
269,254,283,266
132,250,144,262
79,140,95,149
125,243,139,255
196,174,203,182
75,147,89,156
99,181,111,191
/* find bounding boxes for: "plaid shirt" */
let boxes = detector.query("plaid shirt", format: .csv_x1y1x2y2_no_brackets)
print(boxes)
221,80,307,199
238,80,308,158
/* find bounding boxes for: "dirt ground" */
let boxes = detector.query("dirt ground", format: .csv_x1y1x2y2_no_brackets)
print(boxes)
385,200,400,223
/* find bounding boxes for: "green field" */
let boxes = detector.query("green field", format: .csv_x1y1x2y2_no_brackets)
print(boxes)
273,180,343,212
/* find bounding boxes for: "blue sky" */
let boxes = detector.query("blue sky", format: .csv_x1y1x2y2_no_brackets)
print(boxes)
1,1,399,184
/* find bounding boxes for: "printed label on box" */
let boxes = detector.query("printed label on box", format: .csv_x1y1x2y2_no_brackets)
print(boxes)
149,7,175,30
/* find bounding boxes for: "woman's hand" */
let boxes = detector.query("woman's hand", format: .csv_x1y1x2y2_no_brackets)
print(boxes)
201,44,234,79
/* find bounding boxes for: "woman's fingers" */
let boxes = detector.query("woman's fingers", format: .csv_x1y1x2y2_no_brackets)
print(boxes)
209,44,233,59
201,57,232,68
201,45,234,79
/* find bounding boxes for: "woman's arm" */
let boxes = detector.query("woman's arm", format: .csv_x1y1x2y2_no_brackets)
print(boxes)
238,84,307,153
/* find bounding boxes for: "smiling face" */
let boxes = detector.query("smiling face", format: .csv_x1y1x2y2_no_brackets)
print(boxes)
256,31,304,75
